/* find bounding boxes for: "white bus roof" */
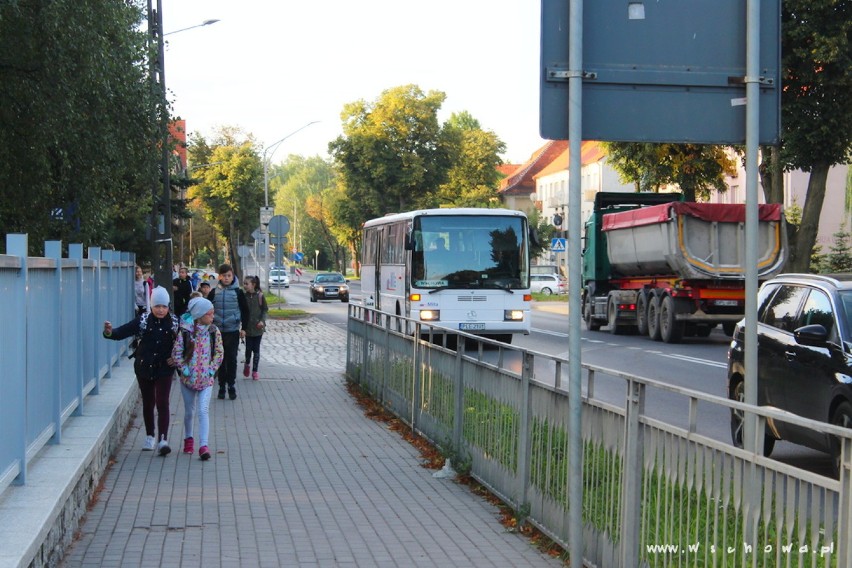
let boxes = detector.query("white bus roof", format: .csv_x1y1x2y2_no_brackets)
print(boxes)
363,208,527,228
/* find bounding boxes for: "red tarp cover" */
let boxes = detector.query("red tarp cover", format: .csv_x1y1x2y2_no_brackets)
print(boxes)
602,202,783,231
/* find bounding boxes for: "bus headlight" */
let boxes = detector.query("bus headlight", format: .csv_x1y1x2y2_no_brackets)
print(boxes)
420,310,440,321
504,310,524,321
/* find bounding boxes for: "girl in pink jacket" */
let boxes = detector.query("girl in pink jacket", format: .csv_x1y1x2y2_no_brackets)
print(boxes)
172,297,224,460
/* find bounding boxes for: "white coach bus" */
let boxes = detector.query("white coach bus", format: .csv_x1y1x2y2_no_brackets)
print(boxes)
361,208,534,344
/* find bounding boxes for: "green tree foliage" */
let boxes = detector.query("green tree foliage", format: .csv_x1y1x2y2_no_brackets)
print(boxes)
600,142,737,201
825,223,852,273
0,0,158,256
781,0,852,271
329,84,452,217
189,129,264,276
437,111,507,207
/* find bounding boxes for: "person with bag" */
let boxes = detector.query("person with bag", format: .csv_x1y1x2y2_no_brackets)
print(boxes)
241,275,268,380
172,297,223,460
134,265,154,316
207,264,248,400
103,286,178,455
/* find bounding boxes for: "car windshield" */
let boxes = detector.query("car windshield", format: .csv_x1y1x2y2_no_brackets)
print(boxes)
271,270,286,277
316,274,344,283
411,215,528,290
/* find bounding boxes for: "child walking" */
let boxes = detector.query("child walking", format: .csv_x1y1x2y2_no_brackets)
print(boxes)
103,286,178,455
172,297,223,460
242,275,268,380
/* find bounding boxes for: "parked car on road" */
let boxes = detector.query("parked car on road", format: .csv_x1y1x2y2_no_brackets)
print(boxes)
310,272,349,302
530,274,567,295
269,268,290,288
727,273,852,477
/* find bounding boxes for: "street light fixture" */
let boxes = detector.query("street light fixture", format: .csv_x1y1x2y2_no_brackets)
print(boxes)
147,1,218,297
260,120,320,275
164,19,220,36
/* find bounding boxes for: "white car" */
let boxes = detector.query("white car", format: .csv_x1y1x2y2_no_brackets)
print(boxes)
530,274,567,295
269,268,290,288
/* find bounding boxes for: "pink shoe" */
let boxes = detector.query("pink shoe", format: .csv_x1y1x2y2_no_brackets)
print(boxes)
252,371,259,381
199,446,211,461
242,364,250,378
183,437,194,454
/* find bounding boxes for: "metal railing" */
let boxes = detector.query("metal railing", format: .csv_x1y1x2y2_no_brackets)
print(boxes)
0,234,135,494
346,305,852,567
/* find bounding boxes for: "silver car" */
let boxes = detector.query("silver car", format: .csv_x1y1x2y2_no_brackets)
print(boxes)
269,268,290,288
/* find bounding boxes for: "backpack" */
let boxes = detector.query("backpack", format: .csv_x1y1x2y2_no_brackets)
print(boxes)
180,325,219,364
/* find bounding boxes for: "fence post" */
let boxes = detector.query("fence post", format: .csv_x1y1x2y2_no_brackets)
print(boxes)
620,379,645,567
7,234,29,485
517,351,534,511
69,244,85,416
45,241,64,444
453,334,466,455
838,437,852,566
89,246,103,391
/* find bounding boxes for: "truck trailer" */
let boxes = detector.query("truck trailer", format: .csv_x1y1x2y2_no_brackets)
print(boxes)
582,192,787,343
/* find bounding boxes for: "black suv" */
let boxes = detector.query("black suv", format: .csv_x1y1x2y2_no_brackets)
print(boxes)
727,273,852,475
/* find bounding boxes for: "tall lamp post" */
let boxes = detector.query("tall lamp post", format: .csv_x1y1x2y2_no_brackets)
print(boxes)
148,3,220,297
261,120,319,273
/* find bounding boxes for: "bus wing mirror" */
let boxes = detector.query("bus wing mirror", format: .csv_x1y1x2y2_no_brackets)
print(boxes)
529,227,542,248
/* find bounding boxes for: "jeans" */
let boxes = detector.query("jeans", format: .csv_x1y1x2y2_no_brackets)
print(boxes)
244,335,263,371
136,373,172,440
218,331,240,390
180,383,212,446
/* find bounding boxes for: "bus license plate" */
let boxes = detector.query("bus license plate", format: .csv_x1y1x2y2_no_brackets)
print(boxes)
459,323,486,331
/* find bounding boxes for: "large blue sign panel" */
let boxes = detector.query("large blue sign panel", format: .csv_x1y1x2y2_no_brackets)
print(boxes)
540,0,781,145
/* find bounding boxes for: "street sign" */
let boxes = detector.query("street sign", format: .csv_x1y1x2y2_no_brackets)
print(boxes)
260,206,274,227
551,238,567,252
294,252,304,262
540,0,780,144
268,215,290,236
251,228,262,241
237,245,251,257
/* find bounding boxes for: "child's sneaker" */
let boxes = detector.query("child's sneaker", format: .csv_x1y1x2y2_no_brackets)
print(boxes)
142,435,156,451
199,446,211,461
217,387,226,399
252,371,259,381
242,364,250,378
157,436,171,456
228,387,237,400
183,437,194,454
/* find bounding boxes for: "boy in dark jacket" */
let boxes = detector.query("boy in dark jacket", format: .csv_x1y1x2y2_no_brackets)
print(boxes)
207,264,249,400
103,286,178,455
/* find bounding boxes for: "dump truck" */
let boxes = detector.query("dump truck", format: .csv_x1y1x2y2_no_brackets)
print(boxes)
581,192,787,343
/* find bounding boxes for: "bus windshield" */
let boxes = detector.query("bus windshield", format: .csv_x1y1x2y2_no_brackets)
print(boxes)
412,215,529,290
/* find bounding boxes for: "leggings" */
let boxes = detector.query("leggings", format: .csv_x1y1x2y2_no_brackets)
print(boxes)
136,373,173,440
180,384,212,446
244,335,263,371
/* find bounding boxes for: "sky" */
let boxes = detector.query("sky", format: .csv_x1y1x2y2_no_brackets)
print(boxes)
161,0,546,167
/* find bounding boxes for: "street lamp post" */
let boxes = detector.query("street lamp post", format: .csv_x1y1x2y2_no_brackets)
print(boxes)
164,19,220,36
261,120,319,274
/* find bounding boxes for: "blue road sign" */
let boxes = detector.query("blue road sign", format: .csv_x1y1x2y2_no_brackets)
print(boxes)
551,238,567,252
294,252,304,262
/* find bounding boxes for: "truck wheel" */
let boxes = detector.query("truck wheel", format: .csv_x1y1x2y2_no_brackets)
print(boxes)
647,294,662,341
695,325,713,338
722,322,736,337
636,290,649,336
583,296,601,331
608,297,626,335
659,295,685,343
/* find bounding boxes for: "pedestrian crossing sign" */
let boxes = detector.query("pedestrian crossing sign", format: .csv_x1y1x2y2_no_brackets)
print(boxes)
550,238,567,252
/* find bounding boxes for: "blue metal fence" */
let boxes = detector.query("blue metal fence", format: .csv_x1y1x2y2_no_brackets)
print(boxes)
0,234,135,494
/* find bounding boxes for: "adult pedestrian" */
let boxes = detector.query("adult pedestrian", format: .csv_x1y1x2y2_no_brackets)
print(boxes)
207,264,248,400
173,297,223,460
241,275,268,380
190,270,201,291
103,286,178,455
172,266,193,317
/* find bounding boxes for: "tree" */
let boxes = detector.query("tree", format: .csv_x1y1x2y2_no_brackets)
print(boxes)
437,112,507,207
780,0,852,272
329,84,452,218
189,129,264,277
600,142,737,201
0,0,159,256
825,223,852,273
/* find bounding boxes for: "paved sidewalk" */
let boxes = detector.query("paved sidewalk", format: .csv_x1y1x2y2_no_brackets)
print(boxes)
61,318,562,567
